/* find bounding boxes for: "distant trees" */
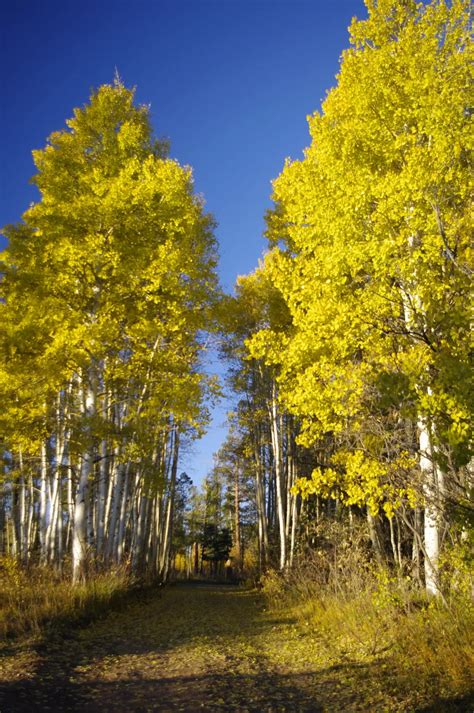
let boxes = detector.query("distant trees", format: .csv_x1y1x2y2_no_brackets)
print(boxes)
201,524,232,576
0,80,219,582
220,273,303,573
169,468,237,578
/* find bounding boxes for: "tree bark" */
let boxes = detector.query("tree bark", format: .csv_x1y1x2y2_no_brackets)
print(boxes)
72,373,96,583
418,416,440,596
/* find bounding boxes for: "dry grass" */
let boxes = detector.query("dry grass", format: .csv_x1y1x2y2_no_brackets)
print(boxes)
0,556,132,640
260,540,474,707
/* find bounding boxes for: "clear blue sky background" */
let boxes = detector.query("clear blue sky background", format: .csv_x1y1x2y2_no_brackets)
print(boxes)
1,0,366,484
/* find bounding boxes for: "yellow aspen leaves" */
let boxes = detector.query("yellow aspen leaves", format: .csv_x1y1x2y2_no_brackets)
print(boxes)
245,0,472,513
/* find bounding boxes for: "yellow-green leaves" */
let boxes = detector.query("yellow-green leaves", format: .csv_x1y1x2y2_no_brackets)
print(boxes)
295,450,419,517
244,0,472,513
1,80,219,469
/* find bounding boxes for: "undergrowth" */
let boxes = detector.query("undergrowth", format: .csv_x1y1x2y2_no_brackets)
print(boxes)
0,556,134,640
260,522,474,708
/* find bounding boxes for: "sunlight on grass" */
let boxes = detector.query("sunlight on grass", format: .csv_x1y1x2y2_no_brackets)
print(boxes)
0,556,131,640
261,563,474,709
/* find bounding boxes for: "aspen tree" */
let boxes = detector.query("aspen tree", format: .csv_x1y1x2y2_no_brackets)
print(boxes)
248,0,472,593
1,80,219,580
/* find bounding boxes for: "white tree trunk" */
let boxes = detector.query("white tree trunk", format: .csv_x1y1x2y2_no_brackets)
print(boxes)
418,417,440,596
96,384,109,557
116,465,130,564
253,432,268,571
269,384,287,570
106,460,125,563
159,429,179,581
96,438,108,557
72,456,91,583
18,450,29,564
72,375,95,583
39,441,48,565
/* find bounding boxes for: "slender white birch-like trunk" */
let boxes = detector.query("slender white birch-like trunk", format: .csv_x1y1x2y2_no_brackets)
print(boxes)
289,493,299,568
96,382,109,558
105,460,124,563
132,481,149,573
254,431,269,571
269,382,287,570
65,453,73,552
103,445,119,552
72,374,96,583
286,421,300,570
26,472,35,559
159,429,179,581
234,466,241,565
47,475,60,564
418,416,440,596
9,483,18,558
39,441,48,565
96,437,108,557
18,450,29,564
46,405,67,564
116,465,130,564
56,475,63,569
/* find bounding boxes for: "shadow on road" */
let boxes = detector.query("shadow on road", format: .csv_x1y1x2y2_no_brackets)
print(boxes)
0,583,311,712
2,670,325,712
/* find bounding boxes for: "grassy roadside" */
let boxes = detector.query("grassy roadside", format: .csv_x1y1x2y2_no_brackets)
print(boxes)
260,566,474,711
0,556,142,641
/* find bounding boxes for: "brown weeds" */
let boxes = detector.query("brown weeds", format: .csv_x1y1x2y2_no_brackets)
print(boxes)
0,556,132,640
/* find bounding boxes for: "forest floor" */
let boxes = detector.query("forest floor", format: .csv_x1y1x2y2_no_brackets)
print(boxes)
0,581,472,713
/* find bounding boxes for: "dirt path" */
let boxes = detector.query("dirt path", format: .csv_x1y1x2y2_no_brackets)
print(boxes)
0,582,468,712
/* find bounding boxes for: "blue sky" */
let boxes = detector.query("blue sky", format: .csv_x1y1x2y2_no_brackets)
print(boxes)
1,0,366,483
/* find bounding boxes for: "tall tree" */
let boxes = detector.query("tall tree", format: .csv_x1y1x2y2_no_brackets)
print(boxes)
1,80,219,581
246,0,472,594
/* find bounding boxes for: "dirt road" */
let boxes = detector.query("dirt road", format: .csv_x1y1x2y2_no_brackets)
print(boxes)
0,582,469,712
